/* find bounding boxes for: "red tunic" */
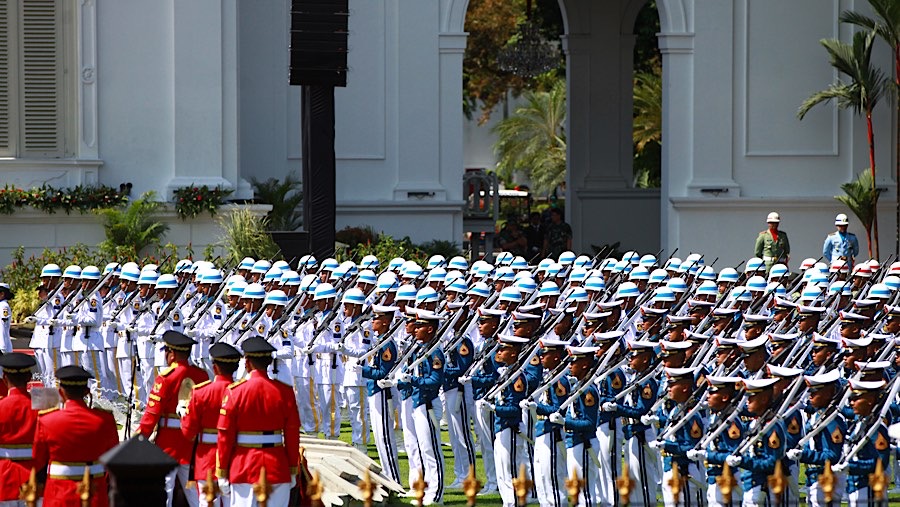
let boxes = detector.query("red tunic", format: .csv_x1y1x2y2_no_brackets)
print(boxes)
216,370,300,484
0,386,37,501
181,374,231,481
32,399,119,507
138,361,209,464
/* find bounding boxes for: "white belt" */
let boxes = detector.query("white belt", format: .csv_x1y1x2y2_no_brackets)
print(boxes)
200,432,217,444
49,463,104,479
162,417,181,429
236,433,283,446
0,447,32,460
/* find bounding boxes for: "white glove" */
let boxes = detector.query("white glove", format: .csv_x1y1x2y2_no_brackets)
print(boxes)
217,477,231,495
648,439,664,450
477,399,495,412
184,328,196,337
347,363,361,374
126,325,137,333
686,449,706,461
725,455,742,467
496,366,508,376
107,321,118,332
641,414,659,426
396,372,412,384
785,449,801,461
459,376,472,385
748,420,758,432
330,342,344,354
549,413,565,425
832,463,847,473
519,399,536,410
377,379,395,389
176,400,189,419
24,316,37,324
601,402,618,413
290,474,297,489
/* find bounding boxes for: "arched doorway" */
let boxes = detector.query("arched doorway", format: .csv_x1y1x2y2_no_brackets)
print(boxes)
442,0,695,255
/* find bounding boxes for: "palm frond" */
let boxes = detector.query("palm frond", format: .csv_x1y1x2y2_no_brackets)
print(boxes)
835,170,880,229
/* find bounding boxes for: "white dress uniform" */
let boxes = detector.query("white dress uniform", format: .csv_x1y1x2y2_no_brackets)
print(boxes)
135,299,185,393
115,295,143,402
342,317,373,450
30,293,62,380
71,291,106,390
100,291,123,394
189,296,228,374
293,310,319,433
0,299,11,354
310,311,345,439
56,291,81,367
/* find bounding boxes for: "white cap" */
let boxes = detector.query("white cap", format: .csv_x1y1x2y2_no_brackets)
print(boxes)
766,212,780,223
835,213,849,226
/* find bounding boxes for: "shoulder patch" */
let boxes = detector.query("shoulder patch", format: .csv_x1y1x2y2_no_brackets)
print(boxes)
831,426,843,445
459,343,470,356
172,313,180,322
258,324,266,335
768,430,781,450
133,301,141,311
160,365,177,377
611,374,623,391
728,422,741,440
216,306,222,315
38,407,59,416
584,391,596,407
690,419,702,439
364,330,370,338
281,329,288,338
555,381,567,397
90,299,97,308
529,355,540,366
334,323,341,334
193,380,212,390
381,347,393,362
227,378,247,390
432,356,443,370
876,431,890,451
641,384,653,400
513,377,525,393
787,416,800,435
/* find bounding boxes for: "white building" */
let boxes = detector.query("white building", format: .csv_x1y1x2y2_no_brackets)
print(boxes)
0,0,895,268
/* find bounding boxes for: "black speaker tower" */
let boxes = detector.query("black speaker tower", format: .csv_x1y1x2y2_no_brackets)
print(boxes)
291,0,348,258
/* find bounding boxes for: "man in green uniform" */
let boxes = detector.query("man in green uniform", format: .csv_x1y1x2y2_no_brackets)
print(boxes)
754,211,789,271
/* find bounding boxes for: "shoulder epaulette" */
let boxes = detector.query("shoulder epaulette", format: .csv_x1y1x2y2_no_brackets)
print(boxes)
38,407,59,416
227,378,247,390
193,380,212,390
159,365,177,377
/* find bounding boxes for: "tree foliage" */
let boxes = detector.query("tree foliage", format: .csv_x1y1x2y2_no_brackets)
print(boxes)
836,170,881,257
492,79,567,194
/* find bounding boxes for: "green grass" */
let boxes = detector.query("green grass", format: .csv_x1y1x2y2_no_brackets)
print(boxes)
320,416,503,506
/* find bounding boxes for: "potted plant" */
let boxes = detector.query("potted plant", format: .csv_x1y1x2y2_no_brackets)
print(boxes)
250,173,307,261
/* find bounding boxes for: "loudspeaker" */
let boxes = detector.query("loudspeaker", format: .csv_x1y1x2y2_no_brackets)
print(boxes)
289,0,349,87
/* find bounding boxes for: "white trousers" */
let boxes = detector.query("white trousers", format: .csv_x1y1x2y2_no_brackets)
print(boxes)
495,427,528,507
412,403,444,505
848,487,869,507
104,348,118,394
32,347,55,383
662,465,706,507
400,396,422,486
474,397,498,488
808,478,845,507
229,483,290,507
596,421,623,507
368,390,401,484
80,349,106,389
59,350,78,368
533,431,568,507
196,480,230,507
294,377,316,433
707,480,743,507
741,485,770,507
343,385,368,446
444,388,476,480
566,441,601,507
165,464,199,507
316,383,343,438
626,436,660,507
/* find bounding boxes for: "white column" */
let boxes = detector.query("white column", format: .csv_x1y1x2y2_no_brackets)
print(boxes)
76,0,99,163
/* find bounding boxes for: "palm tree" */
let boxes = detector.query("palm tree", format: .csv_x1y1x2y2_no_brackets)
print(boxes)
492,79,566,195
840,0,900,255
798,31,890,257
836,170,881,257
633,71,662,188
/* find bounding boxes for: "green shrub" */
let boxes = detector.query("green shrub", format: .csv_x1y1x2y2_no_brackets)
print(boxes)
418,239,463,259
10,288,39,323
217,208,281,264
95,192,169,258
348,233,427,265
251,174,303,231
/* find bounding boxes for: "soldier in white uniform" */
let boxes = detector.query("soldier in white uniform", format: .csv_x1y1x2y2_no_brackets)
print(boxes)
135,274,185,390
308,282,345,439
340,287,373,452
111,264,143,398
69,266,106,392
28,263,63,380
0,282,12,355
56,265,83,367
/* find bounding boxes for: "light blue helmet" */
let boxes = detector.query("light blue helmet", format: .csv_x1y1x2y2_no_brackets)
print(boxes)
494,267,515,282
511,256,529,270
746,275,767,292
321,258,340,272
360,255,380,270
765,282,787,298
628,266,650,281
297,255,318,270
138,271,159,285
395,284,417,301
228,280,248,296
514,277,537,294
242,283,266,299
768,264,789,280
251,260,272,274
239,257,256,271
696,266,716,281
388,257,405,271
313,282,337,301
41,263,62,277
467,282,491,299
63,265,82,279
652,287,676,302
402,263,424,280
495,251,514,266
341,288,367,305
664,258,682,272
566,287,589,303
279,270,301,286
639,254,657,268
103,262,121,276
828,281,851,296
263,268,283,283
649,269,669,284
717,268,739,284
799,284,822,302
416,287,440,304
558,251,577,266
357,269,378,286
728,286,752,302
616,282,640,299
882,276,900,292
264,290,290,306
868,283,892,300
499,287,523,303
201,269,225,285
584,277,606,292
539,281,561,297
621,251,640,265
448,256,469,271
427,255,447,269
744,257,765,273
667,277,688,293
80,266,101,280
175,259,193,273
119,265,142,282
375,272,399,293
155,274,178,290
573,255,593,269
569,268,589,283
447,279,469,294
697,281,718,297
300,275,319,294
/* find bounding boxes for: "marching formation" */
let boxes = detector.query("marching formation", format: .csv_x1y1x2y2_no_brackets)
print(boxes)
3,231,900,506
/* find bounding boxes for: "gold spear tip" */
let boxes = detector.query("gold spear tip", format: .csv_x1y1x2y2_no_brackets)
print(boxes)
512,463,533,507
463,464,482,507
870,457,888,500
565,468,584,506
412,469,428,507
357,469,376,507
307,470,324,502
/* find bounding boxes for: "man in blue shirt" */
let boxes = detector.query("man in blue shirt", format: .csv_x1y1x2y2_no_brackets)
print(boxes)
823,213,860,266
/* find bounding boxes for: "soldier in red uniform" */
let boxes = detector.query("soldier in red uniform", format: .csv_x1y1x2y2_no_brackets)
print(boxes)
32,365,119,507
216,336,300,507
0,353,38,505
138,330,209,507
181,342,241,507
